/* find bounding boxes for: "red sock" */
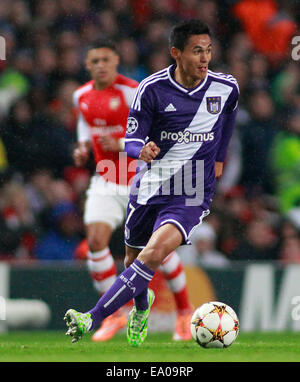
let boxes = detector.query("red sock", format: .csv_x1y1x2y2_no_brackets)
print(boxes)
87,248,117,294
159,251,193,313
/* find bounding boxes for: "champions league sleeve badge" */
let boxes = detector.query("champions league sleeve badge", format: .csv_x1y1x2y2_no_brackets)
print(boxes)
126,117,138,134
206,96,221,114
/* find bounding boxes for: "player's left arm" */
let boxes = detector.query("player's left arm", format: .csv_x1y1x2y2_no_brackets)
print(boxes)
125,84,156,161
215,84,239,178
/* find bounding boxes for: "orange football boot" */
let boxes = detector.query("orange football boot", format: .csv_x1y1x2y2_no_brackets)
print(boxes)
92,309,127,342
173,310,194,341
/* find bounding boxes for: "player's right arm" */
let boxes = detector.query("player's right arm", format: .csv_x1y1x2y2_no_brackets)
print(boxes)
73,92,92,167
73,140,91,167
125,83,160,163
215,80,239,174
138,141,160,163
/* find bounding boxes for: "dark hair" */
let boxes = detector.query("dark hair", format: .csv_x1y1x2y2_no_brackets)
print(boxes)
169,19,211,51
87,38,118,53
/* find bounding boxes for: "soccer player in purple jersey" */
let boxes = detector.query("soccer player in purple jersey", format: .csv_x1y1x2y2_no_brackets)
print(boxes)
64,19,239,346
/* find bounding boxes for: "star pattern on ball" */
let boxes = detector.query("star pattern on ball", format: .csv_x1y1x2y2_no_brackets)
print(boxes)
208,327,229,342
211,304,227,315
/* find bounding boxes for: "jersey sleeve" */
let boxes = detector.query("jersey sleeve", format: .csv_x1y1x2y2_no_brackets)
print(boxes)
125,84,155,158
77,112,91,142
115,83,139,108
72,91,91,143
216,83,239,162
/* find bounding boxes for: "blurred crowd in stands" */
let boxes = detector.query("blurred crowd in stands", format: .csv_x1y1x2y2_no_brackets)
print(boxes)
0,0,299,265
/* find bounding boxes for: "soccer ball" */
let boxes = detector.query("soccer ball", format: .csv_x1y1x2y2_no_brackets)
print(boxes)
190,301,239,348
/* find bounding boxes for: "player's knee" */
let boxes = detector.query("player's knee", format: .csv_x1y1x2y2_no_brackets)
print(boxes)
87,233,107,253
86,223,112,252
138,245,168,270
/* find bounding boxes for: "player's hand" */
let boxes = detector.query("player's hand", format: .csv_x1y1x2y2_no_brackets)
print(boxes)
139,141,161,163
73,143,90,167
100,136,121,152
215,161,224,178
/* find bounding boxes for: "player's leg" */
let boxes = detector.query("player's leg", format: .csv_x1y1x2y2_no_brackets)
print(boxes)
125,241,193,341
88,222,181,323
125,224,184,345
85,222,127,342
64,223,182,343
124,245,154,346
86,222,116,297
125,246,193,343
152,204,210,341
123,246,148,311
159,252,193,341
83,183,127,341
84,177,117,299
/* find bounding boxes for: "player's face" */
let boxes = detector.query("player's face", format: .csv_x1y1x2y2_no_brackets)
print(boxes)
85,48,119,88
172,34,212,82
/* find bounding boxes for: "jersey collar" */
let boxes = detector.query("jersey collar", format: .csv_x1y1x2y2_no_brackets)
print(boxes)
167,64,208,95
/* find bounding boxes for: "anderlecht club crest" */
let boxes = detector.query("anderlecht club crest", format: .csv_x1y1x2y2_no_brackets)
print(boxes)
206,96,221,114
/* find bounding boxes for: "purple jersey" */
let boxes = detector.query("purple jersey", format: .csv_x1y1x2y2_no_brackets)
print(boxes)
125,64,239,207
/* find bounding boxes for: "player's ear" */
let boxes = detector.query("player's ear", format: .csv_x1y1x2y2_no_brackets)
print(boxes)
115,53,120,66
85,54,91,71
170,46,180,61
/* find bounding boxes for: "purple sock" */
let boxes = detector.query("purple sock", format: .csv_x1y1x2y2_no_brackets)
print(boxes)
87,259,154,330
134,288,149,311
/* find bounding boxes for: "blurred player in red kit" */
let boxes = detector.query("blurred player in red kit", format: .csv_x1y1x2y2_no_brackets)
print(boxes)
72,40,193,342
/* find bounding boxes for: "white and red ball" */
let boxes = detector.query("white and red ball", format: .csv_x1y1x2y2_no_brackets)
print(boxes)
190,301,239,348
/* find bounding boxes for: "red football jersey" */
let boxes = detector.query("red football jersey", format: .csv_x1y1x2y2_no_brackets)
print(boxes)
73,74,139,186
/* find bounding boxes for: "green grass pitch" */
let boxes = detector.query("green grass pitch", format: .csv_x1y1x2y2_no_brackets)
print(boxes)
1,330,300,362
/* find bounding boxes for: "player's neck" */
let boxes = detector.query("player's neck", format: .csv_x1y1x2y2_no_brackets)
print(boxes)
174,66,205,89
93,75,117,90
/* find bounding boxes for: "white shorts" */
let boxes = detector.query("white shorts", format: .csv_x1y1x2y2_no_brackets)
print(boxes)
83,175,130,229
